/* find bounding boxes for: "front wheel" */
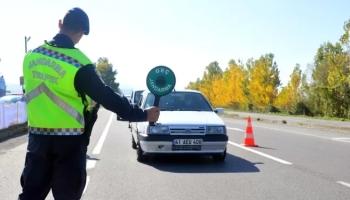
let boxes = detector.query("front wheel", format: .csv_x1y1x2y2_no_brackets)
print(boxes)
131,135,137,149
136,142,147,162
212,148,226,162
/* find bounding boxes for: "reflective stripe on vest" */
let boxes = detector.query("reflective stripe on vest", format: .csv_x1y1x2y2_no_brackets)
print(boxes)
25,83,84,125
29,127,84,136
33,46,82,68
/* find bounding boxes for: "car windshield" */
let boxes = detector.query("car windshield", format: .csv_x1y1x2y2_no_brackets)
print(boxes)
144,92,212,111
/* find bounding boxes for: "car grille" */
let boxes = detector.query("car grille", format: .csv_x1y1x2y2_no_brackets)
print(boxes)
169,126,205,135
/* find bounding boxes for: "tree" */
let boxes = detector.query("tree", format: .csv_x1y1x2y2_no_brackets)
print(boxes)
220,59,248,109
204,61,223,80
340,19,350,49
199,61,223,105
96,57,120,93
274,64,302,113
186,78,201,90
309,42,350,118
247,54,280,111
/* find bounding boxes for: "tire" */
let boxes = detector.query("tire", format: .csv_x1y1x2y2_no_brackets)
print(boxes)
213,148,226,162
136,142,147,162
131,135,137,149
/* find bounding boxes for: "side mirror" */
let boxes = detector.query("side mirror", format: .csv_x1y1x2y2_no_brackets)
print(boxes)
214,108,224,114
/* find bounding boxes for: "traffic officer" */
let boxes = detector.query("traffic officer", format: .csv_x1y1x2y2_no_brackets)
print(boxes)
18,7,160,200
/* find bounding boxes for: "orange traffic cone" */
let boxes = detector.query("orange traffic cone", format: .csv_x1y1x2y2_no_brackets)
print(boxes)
243,116,257,147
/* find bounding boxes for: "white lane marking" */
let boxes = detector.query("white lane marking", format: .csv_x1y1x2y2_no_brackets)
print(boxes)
229,124,350,144
227,127,245,132
251,125,331,140
332,138,350,143
92,113,114,155
83,176,90,194
84,114,113,196
337,181,350,189
86,160,97,170
228,141,293,165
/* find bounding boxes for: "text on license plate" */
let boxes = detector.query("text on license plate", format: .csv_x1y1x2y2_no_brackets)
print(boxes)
173,139,202,145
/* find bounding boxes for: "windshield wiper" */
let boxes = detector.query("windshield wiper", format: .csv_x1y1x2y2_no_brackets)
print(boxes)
160,108,178,111
160,107,208,111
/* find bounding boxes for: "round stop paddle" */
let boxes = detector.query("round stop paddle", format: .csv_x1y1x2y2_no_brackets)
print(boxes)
146,65,176,125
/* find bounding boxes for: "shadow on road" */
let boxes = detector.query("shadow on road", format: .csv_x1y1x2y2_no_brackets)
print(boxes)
86,154,100,161
254,145,276,150
143,152,261,173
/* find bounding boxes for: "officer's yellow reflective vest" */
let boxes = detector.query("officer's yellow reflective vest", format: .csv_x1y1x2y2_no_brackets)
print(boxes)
23,43,93,135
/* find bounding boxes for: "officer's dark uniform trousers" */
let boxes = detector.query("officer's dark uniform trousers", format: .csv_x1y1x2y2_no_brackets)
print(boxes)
19,134,88,200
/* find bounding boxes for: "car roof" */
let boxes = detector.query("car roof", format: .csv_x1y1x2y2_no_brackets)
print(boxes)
142,89,202,94
132,89,145,92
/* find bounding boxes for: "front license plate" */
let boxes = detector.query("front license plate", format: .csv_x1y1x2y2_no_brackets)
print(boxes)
173,139,202,145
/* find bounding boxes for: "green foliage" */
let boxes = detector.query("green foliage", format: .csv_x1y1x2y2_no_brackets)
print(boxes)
295,102,313,116
187,18,350,119
308,42,350,118
204,61,223,80
186,78,201,90
274,64,302,113
96,57,120,93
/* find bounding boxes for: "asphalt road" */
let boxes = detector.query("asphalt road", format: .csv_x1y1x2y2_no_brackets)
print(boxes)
0,108,349,200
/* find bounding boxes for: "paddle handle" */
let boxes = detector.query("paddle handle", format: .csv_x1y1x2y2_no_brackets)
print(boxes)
149,95,160,126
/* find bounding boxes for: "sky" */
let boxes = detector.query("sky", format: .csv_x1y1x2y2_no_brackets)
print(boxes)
0,0,349,94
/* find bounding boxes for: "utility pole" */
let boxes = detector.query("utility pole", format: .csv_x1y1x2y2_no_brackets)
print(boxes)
25,36,31,53
22,36,31,94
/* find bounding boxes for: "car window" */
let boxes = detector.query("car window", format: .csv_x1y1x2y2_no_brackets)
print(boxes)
144,92,212,111
133,90,143,105
138,94,143,106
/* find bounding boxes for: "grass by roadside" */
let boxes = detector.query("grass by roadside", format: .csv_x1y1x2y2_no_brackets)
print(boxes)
221,109,350,134
223,108,350,122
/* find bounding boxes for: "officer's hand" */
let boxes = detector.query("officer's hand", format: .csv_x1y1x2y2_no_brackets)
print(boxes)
146,106,160,122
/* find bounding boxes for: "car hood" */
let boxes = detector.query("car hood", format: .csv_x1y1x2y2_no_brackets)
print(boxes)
156,111,225,126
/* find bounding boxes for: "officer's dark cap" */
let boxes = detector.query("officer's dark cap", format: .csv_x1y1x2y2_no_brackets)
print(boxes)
63,7,89,35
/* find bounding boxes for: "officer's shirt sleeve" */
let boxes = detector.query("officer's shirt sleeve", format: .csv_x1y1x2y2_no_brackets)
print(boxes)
74,65,147,122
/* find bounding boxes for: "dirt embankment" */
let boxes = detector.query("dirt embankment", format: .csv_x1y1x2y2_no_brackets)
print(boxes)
223,111,350,133
0,123,27,142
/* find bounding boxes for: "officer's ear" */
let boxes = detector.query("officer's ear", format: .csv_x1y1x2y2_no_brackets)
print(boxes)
59,20,63,30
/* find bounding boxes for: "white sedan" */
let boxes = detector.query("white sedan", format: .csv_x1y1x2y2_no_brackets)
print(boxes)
131,90,228,162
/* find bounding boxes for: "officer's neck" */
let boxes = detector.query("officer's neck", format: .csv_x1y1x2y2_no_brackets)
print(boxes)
59,30,82,45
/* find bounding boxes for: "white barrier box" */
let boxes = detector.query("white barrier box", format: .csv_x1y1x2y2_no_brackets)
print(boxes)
17,102,27,123
0,101,27,130
0,102,4,129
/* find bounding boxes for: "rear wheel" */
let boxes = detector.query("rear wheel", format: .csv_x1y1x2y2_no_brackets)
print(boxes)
213,148,226,162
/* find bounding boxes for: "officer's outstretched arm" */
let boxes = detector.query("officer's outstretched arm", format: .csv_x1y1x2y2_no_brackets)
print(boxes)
74,65,148,122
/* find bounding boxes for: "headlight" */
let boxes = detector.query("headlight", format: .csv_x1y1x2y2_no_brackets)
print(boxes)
148,125,170,134
206,126,226,134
